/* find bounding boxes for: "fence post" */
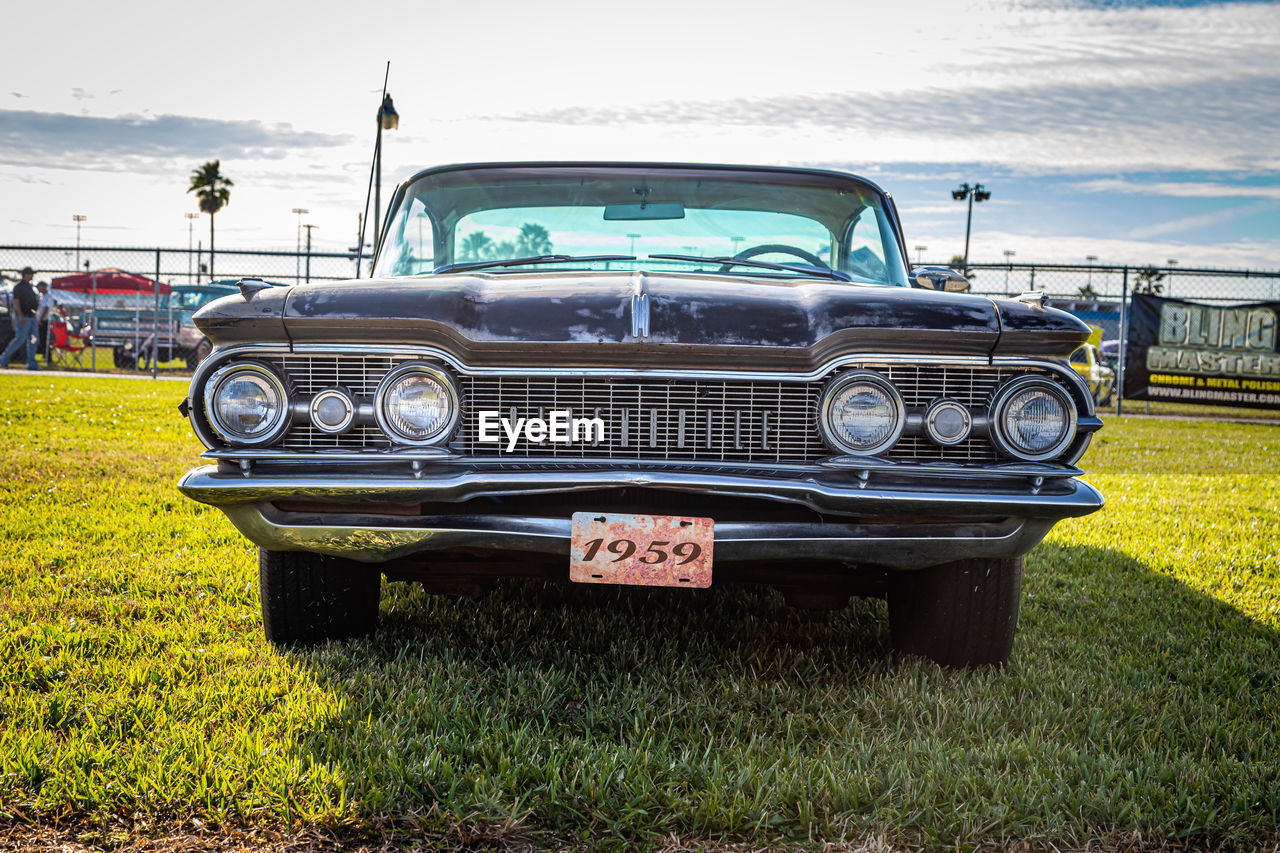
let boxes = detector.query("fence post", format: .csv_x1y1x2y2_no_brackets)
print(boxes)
153,248,160,380
90,271,97,373
1116,267,1128,417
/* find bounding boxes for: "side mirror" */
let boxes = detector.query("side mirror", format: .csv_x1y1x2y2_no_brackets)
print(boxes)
912,266,971,292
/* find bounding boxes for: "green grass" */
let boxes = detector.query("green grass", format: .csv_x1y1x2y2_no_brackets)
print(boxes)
1,374,1277,850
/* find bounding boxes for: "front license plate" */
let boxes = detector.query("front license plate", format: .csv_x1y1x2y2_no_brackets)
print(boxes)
569,512,713,588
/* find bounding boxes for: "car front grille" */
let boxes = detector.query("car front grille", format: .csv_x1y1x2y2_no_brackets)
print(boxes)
267,355,1035,464
455,376,826,463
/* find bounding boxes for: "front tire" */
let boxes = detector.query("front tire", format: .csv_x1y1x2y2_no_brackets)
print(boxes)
258,549,381,646
887,557,1022,667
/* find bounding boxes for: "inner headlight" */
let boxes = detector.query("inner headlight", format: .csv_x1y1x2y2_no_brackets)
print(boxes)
821,371,904,456
204,363,290,446
991,377,1077,461
375,363,458,444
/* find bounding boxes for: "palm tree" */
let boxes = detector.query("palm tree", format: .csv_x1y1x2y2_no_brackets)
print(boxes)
1134,267,1165,295
187,161,233,281
459,231,494,261
516,223,552,257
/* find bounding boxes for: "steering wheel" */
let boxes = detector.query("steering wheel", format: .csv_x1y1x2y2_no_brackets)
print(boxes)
720,243,828,272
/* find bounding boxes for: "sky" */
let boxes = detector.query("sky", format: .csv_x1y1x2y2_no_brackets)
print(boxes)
2,0,1278,270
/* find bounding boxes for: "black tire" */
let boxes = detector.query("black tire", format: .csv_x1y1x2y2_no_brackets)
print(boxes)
258,549,381,646
887,556,1022,667
186,339,213,370
112,347,135,370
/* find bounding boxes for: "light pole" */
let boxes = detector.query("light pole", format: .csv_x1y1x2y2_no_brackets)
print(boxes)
73,214,87,272
951,183,990,273
373,94,399,255
730,236,744,257
292,208,309,283
185,213,200,283
914,245,928,266
628,233,642,256
303,223,318,283
1002,249,1016,295
1166,258,1177,298
63,251,71,272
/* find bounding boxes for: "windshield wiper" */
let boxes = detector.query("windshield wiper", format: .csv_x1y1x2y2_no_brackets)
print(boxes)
433,254,635,274
647,254,851,282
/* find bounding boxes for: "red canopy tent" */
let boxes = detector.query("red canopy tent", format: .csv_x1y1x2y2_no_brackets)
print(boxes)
51,268,171,295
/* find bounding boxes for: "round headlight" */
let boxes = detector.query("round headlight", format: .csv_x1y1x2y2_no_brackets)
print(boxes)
309,388,356,434
375,363,458,444
925,399,972,446
204,362,290,446
820,371,904,456
991,377,1077,461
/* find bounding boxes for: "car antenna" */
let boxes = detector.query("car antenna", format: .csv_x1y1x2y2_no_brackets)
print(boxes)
356,61,391,279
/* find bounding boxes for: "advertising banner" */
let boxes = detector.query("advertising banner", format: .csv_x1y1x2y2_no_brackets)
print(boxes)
1123,293,1280,409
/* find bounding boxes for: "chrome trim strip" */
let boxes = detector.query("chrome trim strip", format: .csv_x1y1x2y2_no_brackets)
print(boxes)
216,503,1058,568
282,343,992,381
196,450,1084,480
202,447,457,463
178,464,1104,520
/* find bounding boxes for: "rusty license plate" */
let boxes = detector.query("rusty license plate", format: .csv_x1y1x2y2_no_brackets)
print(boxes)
569,512,713,588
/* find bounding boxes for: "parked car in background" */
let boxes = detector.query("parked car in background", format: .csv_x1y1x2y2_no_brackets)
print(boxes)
1070,342,1116,405
167,282,243,368
177,162,1104,667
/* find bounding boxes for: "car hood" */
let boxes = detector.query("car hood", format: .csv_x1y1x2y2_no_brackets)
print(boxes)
196,271,1088,369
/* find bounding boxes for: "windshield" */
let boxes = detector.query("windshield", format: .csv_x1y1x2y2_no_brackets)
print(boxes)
373,164,909,286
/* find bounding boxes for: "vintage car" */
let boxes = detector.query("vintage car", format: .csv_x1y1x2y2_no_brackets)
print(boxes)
1069,342,1116,405
177,162,1104,666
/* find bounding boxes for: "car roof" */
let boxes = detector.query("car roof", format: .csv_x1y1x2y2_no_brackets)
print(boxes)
400,161,894,199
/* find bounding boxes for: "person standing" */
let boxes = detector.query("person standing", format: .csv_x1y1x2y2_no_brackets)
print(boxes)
1,267,41,370
36,281,55,361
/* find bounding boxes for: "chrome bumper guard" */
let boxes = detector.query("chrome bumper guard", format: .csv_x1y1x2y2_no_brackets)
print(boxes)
178,463,1103,569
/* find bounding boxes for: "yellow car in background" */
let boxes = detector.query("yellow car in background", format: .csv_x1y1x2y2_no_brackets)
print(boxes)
1070,342,1116,405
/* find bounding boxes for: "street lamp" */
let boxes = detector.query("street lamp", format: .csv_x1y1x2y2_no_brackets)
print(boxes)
373,93,399,255
73,214,87,272
628,233,642,256
292,208,309,283
1166,258,1178,298
1002,250,1016,295
303,223,319,283
914,245,928,265
951,183,990,273
185,213,200,282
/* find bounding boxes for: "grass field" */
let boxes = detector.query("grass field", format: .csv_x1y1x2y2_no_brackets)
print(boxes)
1,374,1277,851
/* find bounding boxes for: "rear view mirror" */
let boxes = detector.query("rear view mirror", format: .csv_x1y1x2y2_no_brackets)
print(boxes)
912,266,971,292
603,202,686,221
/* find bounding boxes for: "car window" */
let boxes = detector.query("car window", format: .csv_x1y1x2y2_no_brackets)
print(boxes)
374,166,909,285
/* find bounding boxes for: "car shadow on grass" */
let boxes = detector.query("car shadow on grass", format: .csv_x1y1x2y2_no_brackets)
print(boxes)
281,545,1280,849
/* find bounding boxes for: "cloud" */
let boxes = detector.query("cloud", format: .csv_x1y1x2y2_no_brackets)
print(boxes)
1078,178,1280,200
1126,201,1279,239
0,110,352,171
492,71,1279,174
71,88,93,101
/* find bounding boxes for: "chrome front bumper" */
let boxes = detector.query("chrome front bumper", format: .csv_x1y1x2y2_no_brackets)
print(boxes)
178,462,1104,569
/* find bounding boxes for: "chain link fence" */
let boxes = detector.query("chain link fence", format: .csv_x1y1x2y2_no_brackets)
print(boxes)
3,247,1279,420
